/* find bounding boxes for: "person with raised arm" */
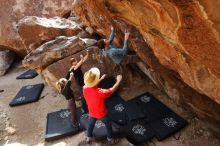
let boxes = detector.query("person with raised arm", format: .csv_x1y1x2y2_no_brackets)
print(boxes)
56,72,77,127
66,51,89,113
81,67,122,145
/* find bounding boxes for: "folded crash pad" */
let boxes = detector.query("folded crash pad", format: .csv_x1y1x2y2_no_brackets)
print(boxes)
9,83,44,107
105,94,127,126
80,113,121,139
123,119,155,144
16,69,38,79
150,112,188,141
45,108,83,141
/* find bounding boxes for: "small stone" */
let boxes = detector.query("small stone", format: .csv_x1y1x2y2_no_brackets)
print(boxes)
85,27,94,34
5,126,16,135
5,121,10,127
4,136,8,141
2,114,6,118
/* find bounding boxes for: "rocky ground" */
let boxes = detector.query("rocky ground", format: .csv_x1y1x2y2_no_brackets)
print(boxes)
0,61,219,146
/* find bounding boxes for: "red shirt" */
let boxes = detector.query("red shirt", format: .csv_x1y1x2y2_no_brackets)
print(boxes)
83,86,112,118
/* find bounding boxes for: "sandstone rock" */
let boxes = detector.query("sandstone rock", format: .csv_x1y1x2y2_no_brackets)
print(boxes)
5,127,16,135
41,47,116,96
4,136,8,141
23,36,86,70
17,16,82,53
0,50,14,76
0,0,75,56
73,0,220,122
41,47,147,99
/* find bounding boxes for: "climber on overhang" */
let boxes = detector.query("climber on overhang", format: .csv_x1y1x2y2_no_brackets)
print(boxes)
96,26,140,65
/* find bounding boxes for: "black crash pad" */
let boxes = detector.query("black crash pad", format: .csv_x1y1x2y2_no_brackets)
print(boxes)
16,69,38,79
45,108,83,141
105,94,127,126
80,113,121,139
136,92,172,122
150,112,188,141
123,119,155,145
124,98,146,121
9,83,44,107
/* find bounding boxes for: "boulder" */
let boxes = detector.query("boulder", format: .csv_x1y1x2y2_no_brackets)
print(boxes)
22,36,86,70
0,0,75,56
0,50,14,76
42,47,147,98
73,0,220,122
17,16,82,53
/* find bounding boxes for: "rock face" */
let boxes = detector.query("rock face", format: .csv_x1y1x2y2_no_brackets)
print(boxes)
24,36,144,97
0,0,74,56
17,16,82,53
73,0,220,122
0,50,14,76
41,46,147,98
23,36,88,70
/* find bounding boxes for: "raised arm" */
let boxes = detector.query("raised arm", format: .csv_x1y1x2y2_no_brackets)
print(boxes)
97,75,122,98
96,74,106,85
108,26,115,44
69,72,74,81
110,75,122,93
122,32,130,53
74,51,89,70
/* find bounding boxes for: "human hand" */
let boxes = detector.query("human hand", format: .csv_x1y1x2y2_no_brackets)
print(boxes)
85,50,89,57
83,51,89,62
70,72,74,77
80,54,84,59
125,32,130,40
100,74,106,80
110,25,114,31
116,75,122,82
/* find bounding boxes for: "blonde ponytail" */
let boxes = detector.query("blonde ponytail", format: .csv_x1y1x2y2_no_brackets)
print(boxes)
56,78,67,93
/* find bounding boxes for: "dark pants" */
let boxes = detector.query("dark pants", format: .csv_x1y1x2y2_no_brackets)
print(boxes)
87,116,113,139
81,97,88,113
68,98,77,125
78,86,88,113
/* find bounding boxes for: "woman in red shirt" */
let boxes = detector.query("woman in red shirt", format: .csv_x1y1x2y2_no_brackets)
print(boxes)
83,67,122,145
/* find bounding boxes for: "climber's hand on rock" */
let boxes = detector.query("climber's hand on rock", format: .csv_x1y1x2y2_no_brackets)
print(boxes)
116,75,122,82
110,25,114,31
125,32,130,40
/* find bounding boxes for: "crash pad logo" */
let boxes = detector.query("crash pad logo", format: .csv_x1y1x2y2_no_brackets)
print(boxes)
114,103,124,112
95,120,105,128
163,117,178,128
80,114,89,120
59,110,71,119
140,95,151,103
132,124,146,136
25,85,34,90
16,96,26,102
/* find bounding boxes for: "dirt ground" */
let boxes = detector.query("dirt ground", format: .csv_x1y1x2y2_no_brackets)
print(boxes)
0,62,220,146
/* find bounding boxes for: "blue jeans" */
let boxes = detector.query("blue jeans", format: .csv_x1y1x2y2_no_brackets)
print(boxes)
87,116,113,139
